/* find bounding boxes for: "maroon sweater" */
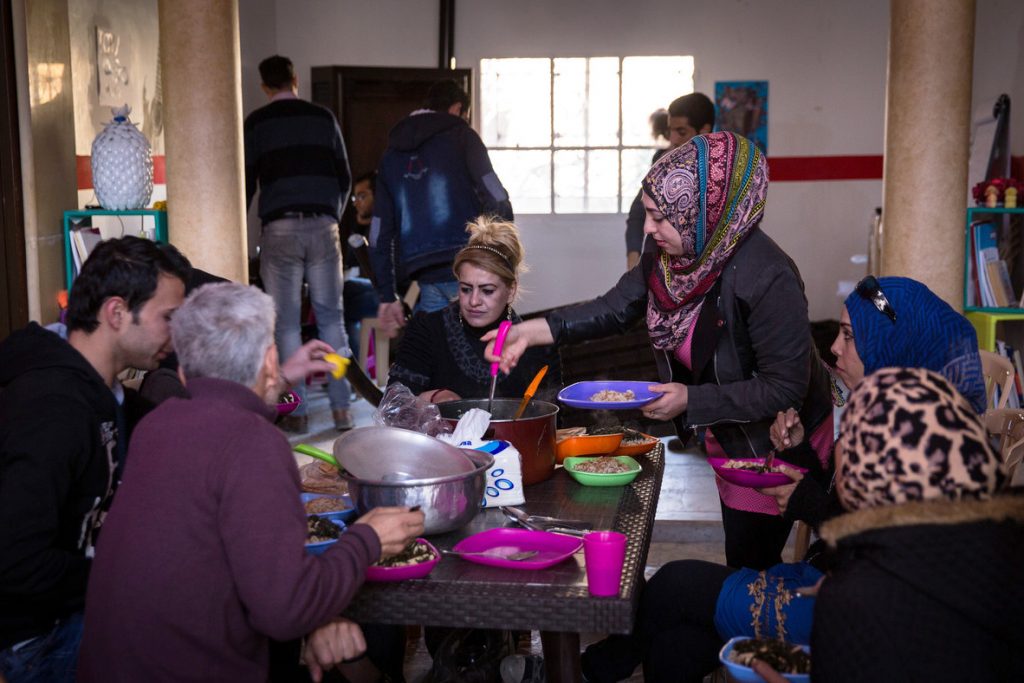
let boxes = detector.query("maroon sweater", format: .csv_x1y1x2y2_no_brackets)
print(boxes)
78,378,380,681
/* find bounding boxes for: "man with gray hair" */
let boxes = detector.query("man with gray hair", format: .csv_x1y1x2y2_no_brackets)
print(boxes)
78,282,424,681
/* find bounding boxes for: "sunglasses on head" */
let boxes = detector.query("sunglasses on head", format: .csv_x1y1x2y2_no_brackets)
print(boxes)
856,275,897,323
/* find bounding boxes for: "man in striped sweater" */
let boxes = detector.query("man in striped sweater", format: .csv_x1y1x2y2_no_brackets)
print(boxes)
245,55,353,433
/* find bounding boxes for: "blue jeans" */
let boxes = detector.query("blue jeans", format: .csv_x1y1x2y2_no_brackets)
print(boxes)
260,216,351,414
344,277,379,360
0,612,83,683
415,280,459,314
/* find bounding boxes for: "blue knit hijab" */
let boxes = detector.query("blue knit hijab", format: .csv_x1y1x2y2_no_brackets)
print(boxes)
844,277,986,413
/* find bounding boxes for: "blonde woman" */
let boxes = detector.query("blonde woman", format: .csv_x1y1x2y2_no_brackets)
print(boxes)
387,216,557,404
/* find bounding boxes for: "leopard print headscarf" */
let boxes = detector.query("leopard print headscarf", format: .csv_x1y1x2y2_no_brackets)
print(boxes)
836,367,1004,511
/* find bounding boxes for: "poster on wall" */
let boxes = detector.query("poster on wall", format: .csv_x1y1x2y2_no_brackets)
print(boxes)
714,81,768,154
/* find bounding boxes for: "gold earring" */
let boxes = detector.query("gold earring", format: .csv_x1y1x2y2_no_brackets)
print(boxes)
506,304,513,321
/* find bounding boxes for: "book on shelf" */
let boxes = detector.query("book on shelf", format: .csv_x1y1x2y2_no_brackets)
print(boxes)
971,221,1019,308
70,226,102,277
986,259,1016,308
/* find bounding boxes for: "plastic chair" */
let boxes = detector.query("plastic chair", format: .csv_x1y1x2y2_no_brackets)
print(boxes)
980,350,1015,410
358,282,420,388
985,407,1024,483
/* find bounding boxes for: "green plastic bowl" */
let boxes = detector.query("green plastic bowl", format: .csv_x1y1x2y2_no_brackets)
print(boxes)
563,456,641,487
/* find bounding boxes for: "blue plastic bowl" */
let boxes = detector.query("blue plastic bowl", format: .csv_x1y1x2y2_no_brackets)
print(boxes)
718,637,810,683
300,493,357,523
305,517,347,556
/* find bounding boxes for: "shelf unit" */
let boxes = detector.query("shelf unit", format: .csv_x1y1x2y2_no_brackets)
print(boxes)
63,209,168,288
964,206,1024,351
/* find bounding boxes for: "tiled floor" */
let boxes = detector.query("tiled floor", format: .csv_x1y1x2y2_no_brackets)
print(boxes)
289,384,791,681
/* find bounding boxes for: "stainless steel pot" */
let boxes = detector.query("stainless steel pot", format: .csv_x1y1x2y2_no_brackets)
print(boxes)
438,398,558,485
339,449,495,535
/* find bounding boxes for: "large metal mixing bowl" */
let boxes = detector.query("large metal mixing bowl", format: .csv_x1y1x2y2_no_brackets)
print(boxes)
333,426,475,481
339,450,495,535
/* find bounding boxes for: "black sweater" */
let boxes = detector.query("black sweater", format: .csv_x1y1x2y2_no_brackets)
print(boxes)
387,304,559,402
0,324,123,648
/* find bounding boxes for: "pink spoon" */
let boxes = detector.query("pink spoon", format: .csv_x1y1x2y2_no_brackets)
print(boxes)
487,320,513,414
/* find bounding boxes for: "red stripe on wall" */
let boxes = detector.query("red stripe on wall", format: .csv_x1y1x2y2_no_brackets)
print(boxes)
767,155,884,182
76,155,166,190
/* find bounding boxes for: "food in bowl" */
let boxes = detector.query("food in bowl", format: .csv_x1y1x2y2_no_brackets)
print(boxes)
727,638,811,675
373,540,437,568
722,460,782,474
304,496,349,515
307,515,342,544
573,456,634,474
589,389,636,402
591,426,650,445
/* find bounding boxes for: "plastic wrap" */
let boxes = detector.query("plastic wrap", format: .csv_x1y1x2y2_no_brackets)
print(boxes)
372,383,452,437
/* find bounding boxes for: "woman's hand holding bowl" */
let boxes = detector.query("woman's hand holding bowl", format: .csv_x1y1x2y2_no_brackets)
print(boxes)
641,383,688,421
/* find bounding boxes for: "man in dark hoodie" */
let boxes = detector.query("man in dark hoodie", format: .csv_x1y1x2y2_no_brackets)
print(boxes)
370,79,513,337
0,236,190,682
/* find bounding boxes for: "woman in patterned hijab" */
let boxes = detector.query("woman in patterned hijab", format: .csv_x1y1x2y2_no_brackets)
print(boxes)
641,130,768,352
835,366,1004,511
489,131,833,573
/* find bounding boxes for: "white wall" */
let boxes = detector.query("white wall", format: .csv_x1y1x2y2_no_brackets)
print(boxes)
240,0,1024,320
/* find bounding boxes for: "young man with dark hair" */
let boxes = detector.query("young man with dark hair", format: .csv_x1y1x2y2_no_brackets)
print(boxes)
370,78,513,335
0,236,190,682
666,92,716,147
245,54,355,432
625,92,716,269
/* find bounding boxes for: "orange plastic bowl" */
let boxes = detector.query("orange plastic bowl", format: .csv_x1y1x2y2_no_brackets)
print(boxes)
555,433,623,463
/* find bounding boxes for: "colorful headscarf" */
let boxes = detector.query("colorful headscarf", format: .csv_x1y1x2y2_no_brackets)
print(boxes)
845,276,986,413
642,132,768,351
836,367,1004,512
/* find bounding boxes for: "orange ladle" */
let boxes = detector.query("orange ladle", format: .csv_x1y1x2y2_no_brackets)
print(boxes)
513,365,549,420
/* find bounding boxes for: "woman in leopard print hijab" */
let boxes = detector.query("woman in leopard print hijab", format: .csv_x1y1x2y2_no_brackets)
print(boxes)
835,366,1005,511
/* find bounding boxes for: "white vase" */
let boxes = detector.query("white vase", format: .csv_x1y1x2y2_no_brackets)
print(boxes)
91,104,153,210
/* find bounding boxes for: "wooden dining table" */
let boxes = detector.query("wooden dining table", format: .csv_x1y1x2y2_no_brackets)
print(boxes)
342,444,665,682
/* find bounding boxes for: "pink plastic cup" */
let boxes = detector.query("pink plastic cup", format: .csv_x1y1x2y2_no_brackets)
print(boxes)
583,531,627,596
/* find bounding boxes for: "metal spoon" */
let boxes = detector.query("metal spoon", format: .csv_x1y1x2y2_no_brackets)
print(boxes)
442,548,539,561
758,449,778,474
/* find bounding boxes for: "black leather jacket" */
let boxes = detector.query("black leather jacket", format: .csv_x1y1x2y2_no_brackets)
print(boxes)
547,228,831,460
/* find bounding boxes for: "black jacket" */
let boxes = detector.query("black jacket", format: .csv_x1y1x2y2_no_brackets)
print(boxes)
547,228,832,460
0,323,122,648
813,496,1024,682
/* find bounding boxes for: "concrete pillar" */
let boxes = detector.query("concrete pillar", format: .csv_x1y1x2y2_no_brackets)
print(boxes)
880,0,975,308
157,0,247,283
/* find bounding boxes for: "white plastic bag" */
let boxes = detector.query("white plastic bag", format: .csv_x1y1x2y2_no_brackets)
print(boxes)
437,408,525,508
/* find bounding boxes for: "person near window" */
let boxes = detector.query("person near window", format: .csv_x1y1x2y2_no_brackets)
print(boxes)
488,131,832,571
370,80,514,336
625,93,715,270
387,215,556,404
